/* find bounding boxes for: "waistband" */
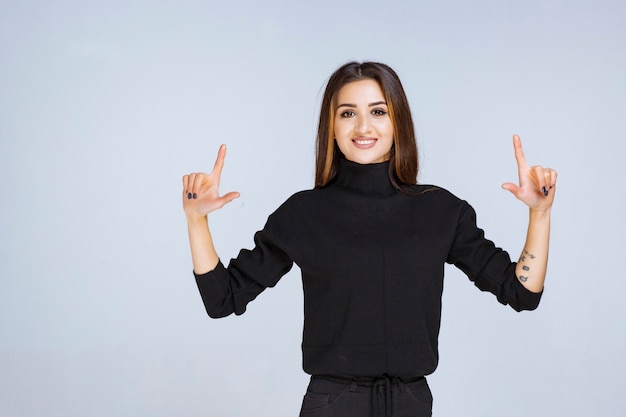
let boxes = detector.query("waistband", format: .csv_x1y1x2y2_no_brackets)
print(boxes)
315,374,424,384
312,374,425,417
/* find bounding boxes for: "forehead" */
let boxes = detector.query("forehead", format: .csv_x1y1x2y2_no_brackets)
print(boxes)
335,79,385,104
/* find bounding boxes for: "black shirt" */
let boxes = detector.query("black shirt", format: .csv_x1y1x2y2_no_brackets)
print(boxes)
194,159,542,377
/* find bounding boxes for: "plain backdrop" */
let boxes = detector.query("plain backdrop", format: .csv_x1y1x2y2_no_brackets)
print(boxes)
1,0,625,416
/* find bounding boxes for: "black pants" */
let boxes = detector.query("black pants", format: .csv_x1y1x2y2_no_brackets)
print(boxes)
299,375,433,417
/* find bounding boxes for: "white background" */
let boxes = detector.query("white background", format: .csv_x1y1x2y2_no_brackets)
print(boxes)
1,0,625,416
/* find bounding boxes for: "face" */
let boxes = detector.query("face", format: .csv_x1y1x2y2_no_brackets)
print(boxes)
333,79,394,164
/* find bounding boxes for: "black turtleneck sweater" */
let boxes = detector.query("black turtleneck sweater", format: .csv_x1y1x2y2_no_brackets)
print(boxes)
194,159,542,377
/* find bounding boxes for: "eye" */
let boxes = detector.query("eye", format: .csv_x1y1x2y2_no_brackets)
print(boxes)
372,108,388,116
339,110,356,118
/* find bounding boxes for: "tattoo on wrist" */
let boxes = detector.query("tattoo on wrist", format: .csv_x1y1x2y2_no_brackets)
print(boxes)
519,275,529,282
522,265,530,271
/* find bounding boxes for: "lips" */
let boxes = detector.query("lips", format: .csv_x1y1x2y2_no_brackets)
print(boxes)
352,137,377,149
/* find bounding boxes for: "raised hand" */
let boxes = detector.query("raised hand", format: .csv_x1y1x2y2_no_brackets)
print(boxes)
182,145,240,219
501,135,557,212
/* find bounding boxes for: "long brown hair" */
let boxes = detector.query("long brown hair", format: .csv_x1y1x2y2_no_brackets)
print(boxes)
315,61,419,191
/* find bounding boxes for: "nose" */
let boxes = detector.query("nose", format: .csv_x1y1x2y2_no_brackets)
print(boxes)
356,114,372,134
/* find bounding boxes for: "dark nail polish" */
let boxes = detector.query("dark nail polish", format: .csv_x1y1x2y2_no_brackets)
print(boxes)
542,187,548,197
187,193,192,199
193,193,197,199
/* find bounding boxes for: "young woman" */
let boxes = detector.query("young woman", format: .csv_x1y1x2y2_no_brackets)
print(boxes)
182,62,557,417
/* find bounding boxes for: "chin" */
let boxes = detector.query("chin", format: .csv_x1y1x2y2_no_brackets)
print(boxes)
358,155,390,164
356,158,385,165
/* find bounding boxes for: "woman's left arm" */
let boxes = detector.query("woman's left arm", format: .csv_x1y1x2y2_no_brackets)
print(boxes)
501,135,558,293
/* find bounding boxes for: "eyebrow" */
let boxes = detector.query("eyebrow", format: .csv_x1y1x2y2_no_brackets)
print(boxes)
336,101,387,109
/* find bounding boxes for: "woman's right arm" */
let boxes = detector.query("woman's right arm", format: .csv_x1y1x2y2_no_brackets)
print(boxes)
182,145,240,274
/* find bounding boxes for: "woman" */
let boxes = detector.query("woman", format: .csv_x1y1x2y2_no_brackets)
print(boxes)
182,62,556,417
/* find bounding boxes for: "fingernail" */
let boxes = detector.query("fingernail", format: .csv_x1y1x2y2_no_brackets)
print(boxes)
193,193,197,199
542,187,548,196
187,193,192,199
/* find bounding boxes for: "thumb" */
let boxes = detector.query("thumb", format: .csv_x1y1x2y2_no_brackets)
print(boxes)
501,182,520,196
217,191,241,208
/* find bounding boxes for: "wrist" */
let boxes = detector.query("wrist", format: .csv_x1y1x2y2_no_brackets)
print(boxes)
186,213,208,227
529,207,551,221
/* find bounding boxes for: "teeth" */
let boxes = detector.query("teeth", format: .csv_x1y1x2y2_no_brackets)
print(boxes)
355,139,375,144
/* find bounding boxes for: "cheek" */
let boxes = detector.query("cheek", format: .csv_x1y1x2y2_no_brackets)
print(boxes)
372,121,392,141
383,121,394,139
333,120,349,138
332,117,339,137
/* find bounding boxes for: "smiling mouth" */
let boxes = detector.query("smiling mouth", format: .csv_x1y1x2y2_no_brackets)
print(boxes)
352,138,377,149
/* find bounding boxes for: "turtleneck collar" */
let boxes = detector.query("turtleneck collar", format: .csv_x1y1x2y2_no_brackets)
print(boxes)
333,158,396,196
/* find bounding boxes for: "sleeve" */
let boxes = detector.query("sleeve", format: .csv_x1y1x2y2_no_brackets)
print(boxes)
446,201,542,312
194,212,294,318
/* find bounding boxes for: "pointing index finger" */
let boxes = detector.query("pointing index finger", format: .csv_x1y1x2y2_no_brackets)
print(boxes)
212,144,227,177
512,134,529,175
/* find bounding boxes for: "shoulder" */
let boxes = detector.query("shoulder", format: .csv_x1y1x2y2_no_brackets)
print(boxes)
267,188,322,219
259,189,325,238
405,184,475,217
409,184,464,203
279,188,320,206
